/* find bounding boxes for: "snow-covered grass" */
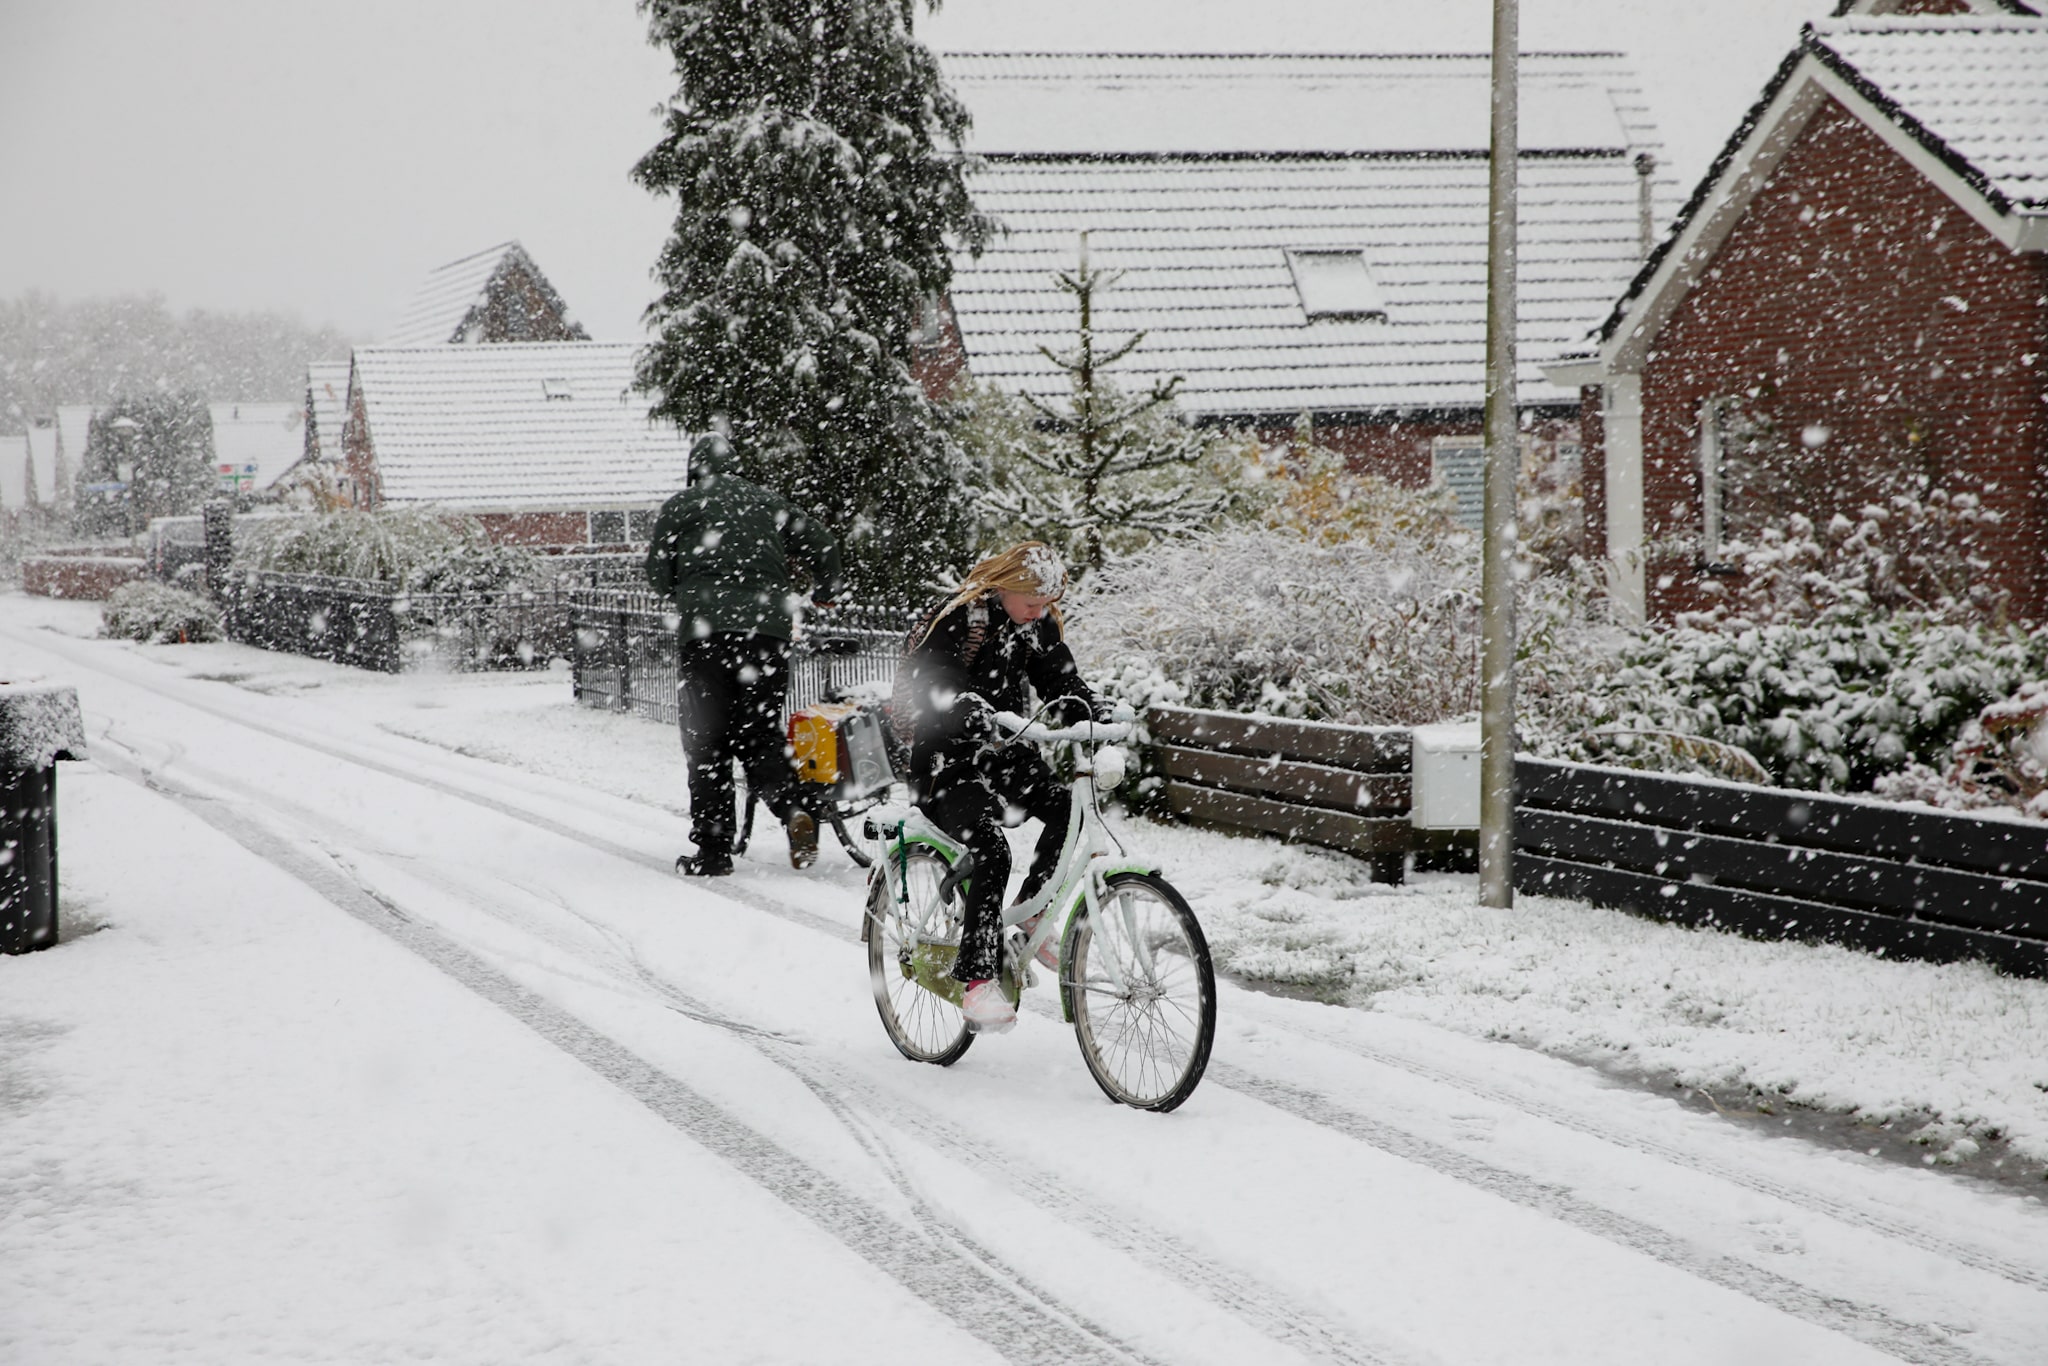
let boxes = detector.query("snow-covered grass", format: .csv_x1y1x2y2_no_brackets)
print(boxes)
1144,822,2048,1172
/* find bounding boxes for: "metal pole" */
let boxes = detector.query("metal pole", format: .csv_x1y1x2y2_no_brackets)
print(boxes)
1478,0,1519,908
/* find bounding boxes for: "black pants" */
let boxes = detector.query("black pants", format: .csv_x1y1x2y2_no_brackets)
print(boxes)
677,632,803,857
918,746,1072,983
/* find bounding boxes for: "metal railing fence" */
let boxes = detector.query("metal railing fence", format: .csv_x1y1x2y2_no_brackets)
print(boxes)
567,591,911,726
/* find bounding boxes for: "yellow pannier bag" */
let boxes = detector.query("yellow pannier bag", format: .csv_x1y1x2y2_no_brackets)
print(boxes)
788,702,859,785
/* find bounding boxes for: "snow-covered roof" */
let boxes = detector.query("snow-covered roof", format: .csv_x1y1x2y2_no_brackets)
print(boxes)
209,402,305,493
1565,13,2048,378
1810,15,2048,211
948,52,1667,159
941,53,1675,417
382,241,584,347
305,360,351,463
0,435,29,513
348,343,690,510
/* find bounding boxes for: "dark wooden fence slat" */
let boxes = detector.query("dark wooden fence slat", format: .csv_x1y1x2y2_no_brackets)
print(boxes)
1518,807,2048,941
1515,854,2048,979
1517,759,2048,883
1166,783,1463,859
1160,745,1410,815
1147,706,1411,773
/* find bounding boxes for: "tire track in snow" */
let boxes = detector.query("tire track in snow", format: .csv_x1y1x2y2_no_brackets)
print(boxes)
167,742,1409,1366
1212,1065,1990,1366
27,630,2029,1358
85,746,1150,1366
1222,997,2048,1296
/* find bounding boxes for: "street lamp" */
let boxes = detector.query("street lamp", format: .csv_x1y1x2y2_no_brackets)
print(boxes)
108,415,140,539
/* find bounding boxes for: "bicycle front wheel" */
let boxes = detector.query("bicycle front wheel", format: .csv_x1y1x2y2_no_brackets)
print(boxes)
1065,872,1215,1112
867,846,974,1066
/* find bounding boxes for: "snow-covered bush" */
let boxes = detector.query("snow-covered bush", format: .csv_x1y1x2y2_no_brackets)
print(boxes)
99,581,222,644
233,508,539,593
1066,475,1482,726
1687,489,2002,628
1542,610,2048,793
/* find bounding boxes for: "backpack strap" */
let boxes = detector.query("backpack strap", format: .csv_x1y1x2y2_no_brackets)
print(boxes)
889,595,992,745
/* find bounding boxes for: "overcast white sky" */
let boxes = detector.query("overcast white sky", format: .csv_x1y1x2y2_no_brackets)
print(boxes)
0,0,1838,343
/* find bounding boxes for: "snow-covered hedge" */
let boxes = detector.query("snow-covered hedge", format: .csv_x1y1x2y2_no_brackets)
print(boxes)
231,508,541,593
99,581,223,644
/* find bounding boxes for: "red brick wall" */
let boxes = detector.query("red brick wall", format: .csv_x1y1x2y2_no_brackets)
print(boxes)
343,384,380,509
1247,415,1584,494
1638,97,2048,620
474,511,590,546
1579,388,1607,561
22,555,145,600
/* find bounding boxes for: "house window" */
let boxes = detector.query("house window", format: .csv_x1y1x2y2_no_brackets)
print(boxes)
542,378,573,401
1431,437,1485,528
589,510,626,544
627,509,658,541
1697,396,1790,562
1285,250,1387,322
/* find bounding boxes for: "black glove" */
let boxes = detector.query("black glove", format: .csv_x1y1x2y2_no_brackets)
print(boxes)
953,697,999,744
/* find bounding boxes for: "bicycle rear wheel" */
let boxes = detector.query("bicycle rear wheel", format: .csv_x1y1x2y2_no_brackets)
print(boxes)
1065,872,1215,1112
866,846,974,1065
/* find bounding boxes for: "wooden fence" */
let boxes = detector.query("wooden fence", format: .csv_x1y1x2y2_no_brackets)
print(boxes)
1146,706,1475,884
1515,759,2048,977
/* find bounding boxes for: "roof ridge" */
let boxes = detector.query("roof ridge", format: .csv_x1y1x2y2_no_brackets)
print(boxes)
940,50,1628,61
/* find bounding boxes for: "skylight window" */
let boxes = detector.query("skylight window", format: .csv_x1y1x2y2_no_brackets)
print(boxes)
541,378,573,401
1285,250,1387,322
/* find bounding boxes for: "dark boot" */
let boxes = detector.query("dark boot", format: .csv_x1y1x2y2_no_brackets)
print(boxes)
676,848,735,877
785,808,818,869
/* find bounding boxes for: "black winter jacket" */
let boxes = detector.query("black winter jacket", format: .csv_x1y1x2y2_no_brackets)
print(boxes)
644,441,843,641
897,592,1098,784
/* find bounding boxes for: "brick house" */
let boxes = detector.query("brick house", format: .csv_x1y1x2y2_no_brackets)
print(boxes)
922,52,1680,523
1548,0,2048,622
340,342,691,546
381,240,588,347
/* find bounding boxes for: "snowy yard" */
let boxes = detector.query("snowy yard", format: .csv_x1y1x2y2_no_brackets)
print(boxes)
6,590,2048,1364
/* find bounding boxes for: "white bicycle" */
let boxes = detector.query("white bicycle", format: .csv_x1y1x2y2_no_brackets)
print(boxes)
860,706,1216,1112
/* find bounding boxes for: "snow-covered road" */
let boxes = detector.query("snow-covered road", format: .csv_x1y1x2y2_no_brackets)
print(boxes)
5,603,2046,1365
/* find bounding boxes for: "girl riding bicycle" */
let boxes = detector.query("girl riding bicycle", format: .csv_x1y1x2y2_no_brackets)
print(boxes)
894,542,1107,1033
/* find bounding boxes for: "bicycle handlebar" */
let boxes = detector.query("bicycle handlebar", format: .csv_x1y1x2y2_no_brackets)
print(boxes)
993,711,1133,745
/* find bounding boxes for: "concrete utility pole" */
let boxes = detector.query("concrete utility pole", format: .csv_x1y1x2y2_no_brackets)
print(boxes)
1478,0,1519,908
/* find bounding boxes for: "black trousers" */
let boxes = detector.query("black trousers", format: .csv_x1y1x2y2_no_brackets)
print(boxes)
918,746,1072,983
677,632,802,857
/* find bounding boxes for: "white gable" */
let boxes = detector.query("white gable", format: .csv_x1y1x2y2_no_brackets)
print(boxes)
350,343,691,510
209,402,305,493
0,435,28,513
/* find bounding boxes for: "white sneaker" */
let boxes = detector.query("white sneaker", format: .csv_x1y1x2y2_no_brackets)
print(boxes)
961,979,1016,1034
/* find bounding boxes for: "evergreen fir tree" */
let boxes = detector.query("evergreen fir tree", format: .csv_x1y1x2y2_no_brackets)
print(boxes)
632,0,991,604
79,392,214,536
985,235,1238,574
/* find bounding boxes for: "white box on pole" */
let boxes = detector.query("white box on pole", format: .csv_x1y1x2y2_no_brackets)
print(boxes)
1411,724,1482,830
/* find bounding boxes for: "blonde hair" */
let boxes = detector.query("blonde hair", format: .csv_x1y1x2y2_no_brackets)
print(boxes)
937,541,1068,628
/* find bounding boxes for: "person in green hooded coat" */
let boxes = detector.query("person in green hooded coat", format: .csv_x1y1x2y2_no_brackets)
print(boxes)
645,433,844,875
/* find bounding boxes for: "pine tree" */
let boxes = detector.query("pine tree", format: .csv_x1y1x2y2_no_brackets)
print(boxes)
984,235,1239,574
632,0,991,605
79,392,214,536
